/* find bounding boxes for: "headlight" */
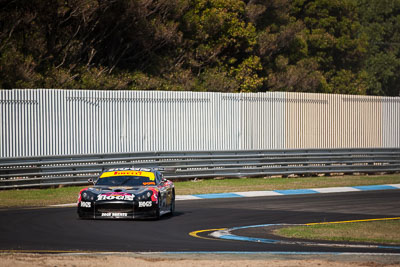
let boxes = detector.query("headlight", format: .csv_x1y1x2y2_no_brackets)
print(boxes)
81,191,95,201
137,191,153,200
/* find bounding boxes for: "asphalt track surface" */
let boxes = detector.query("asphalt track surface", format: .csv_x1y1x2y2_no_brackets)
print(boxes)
0,190,399,253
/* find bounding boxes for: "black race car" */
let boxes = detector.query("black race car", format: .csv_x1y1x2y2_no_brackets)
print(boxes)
77,168,175,219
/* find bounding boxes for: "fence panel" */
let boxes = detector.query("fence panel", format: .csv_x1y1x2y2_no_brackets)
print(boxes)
285,93,383,148
1,89,400,157
383,97,400,147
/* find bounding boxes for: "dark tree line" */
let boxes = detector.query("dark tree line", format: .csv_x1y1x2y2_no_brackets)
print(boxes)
1,0,399,96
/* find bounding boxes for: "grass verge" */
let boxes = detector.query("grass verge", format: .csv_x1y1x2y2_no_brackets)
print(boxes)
0,174,399,207
273,219,400,245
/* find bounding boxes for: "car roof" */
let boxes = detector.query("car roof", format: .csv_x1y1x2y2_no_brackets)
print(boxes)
102,167,160,173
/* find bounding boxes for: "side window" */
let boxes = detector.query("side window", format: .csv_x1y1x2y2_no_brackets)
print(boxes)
155,172,161,185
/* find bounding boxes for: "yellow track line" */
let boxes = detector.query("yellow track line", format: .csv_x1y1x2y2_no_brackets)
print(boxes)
189,228,227,241
306,217,400,226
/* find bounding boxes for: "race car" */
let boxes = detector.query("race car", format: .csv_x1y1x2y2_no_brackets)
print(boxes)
77,168,175,219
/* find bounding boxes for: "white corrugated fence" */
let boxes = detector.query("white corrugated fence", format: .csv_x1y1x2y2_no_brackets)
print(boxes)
0,89,399,157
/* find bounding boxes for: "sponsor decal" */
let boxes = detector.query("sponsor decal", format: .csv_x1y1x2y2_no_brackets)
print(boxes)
149,188,159,203
101,212,128,217
97,193,134,201
143,182,156,186
100,170,155,180
108,167,151,172
80,201,91,208
138,201,152,208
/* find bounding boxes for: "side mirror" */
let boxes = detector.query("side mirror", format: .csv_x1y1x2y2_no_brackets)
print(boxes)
88,178,95,184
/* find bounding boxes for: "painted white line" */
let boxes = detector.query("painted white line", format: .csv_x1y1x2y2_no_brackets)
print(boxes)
312,187,361,193
175,195,202,200
387,184,400,189
233,191,282,197
210,229,231,238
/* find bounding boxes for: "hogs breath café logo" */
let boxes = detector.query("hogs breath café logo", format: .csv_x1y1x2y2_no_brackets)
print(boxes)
97,193,134,201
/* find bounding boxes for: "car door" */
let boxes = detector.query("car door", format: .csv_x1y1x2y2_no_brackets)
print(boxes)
160,173,173,207
156,172,168,211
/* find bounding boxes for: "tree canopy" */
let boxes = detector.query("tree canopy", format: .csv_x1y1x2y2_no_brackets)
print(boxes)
1,0,399,96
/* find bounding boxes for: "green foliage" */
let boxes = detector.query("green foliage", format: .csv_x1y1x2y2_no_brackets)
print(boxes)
357,0,400,96
329,69,368,95
196,68,239,92
0,48,42,88
182,0,257,78
231,55,264,92
0,0,399,95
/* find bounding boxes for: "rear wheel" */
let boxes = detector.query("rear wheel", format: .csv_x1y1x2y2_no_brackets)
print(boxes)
154,195,161,219
169,191,175,215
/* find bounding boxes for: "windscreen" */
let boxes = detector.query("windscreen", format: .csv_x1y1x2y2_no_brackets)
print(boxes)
96,170,156,186
96,176,156,186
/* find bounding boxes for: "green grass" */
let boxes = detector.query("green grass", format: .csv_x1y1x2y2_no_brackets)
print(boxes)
274,220,400,245
0,174,399,207
0,186,81,207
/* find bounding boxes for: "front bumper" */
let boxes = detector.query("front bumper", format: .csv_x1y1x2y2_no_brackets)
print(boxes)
77,200,157,219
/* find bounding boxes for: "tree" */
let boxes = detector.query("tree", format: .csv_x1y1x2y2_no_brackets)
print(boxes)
357,0,400,96
1,0,399,96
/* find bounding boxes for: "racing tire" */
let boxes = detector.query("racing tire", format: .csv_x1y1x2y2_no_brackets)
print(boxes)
154,195,161,220
77,209,84,219
77,211,88,220
169,191,175,215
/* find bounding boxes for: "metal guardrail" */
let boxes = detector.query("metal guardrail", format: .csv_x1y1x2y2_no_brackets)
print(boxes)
1,148,400,189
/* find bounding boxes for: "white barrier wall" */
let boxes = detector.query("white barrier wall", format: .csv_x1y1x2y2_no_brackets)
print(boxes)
285,93,384,148
1,89,399,157
382,97,400,148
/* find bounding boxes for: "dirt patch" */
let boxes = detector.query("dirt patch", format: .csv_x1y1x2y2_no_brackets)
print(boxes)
1,253,400,267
